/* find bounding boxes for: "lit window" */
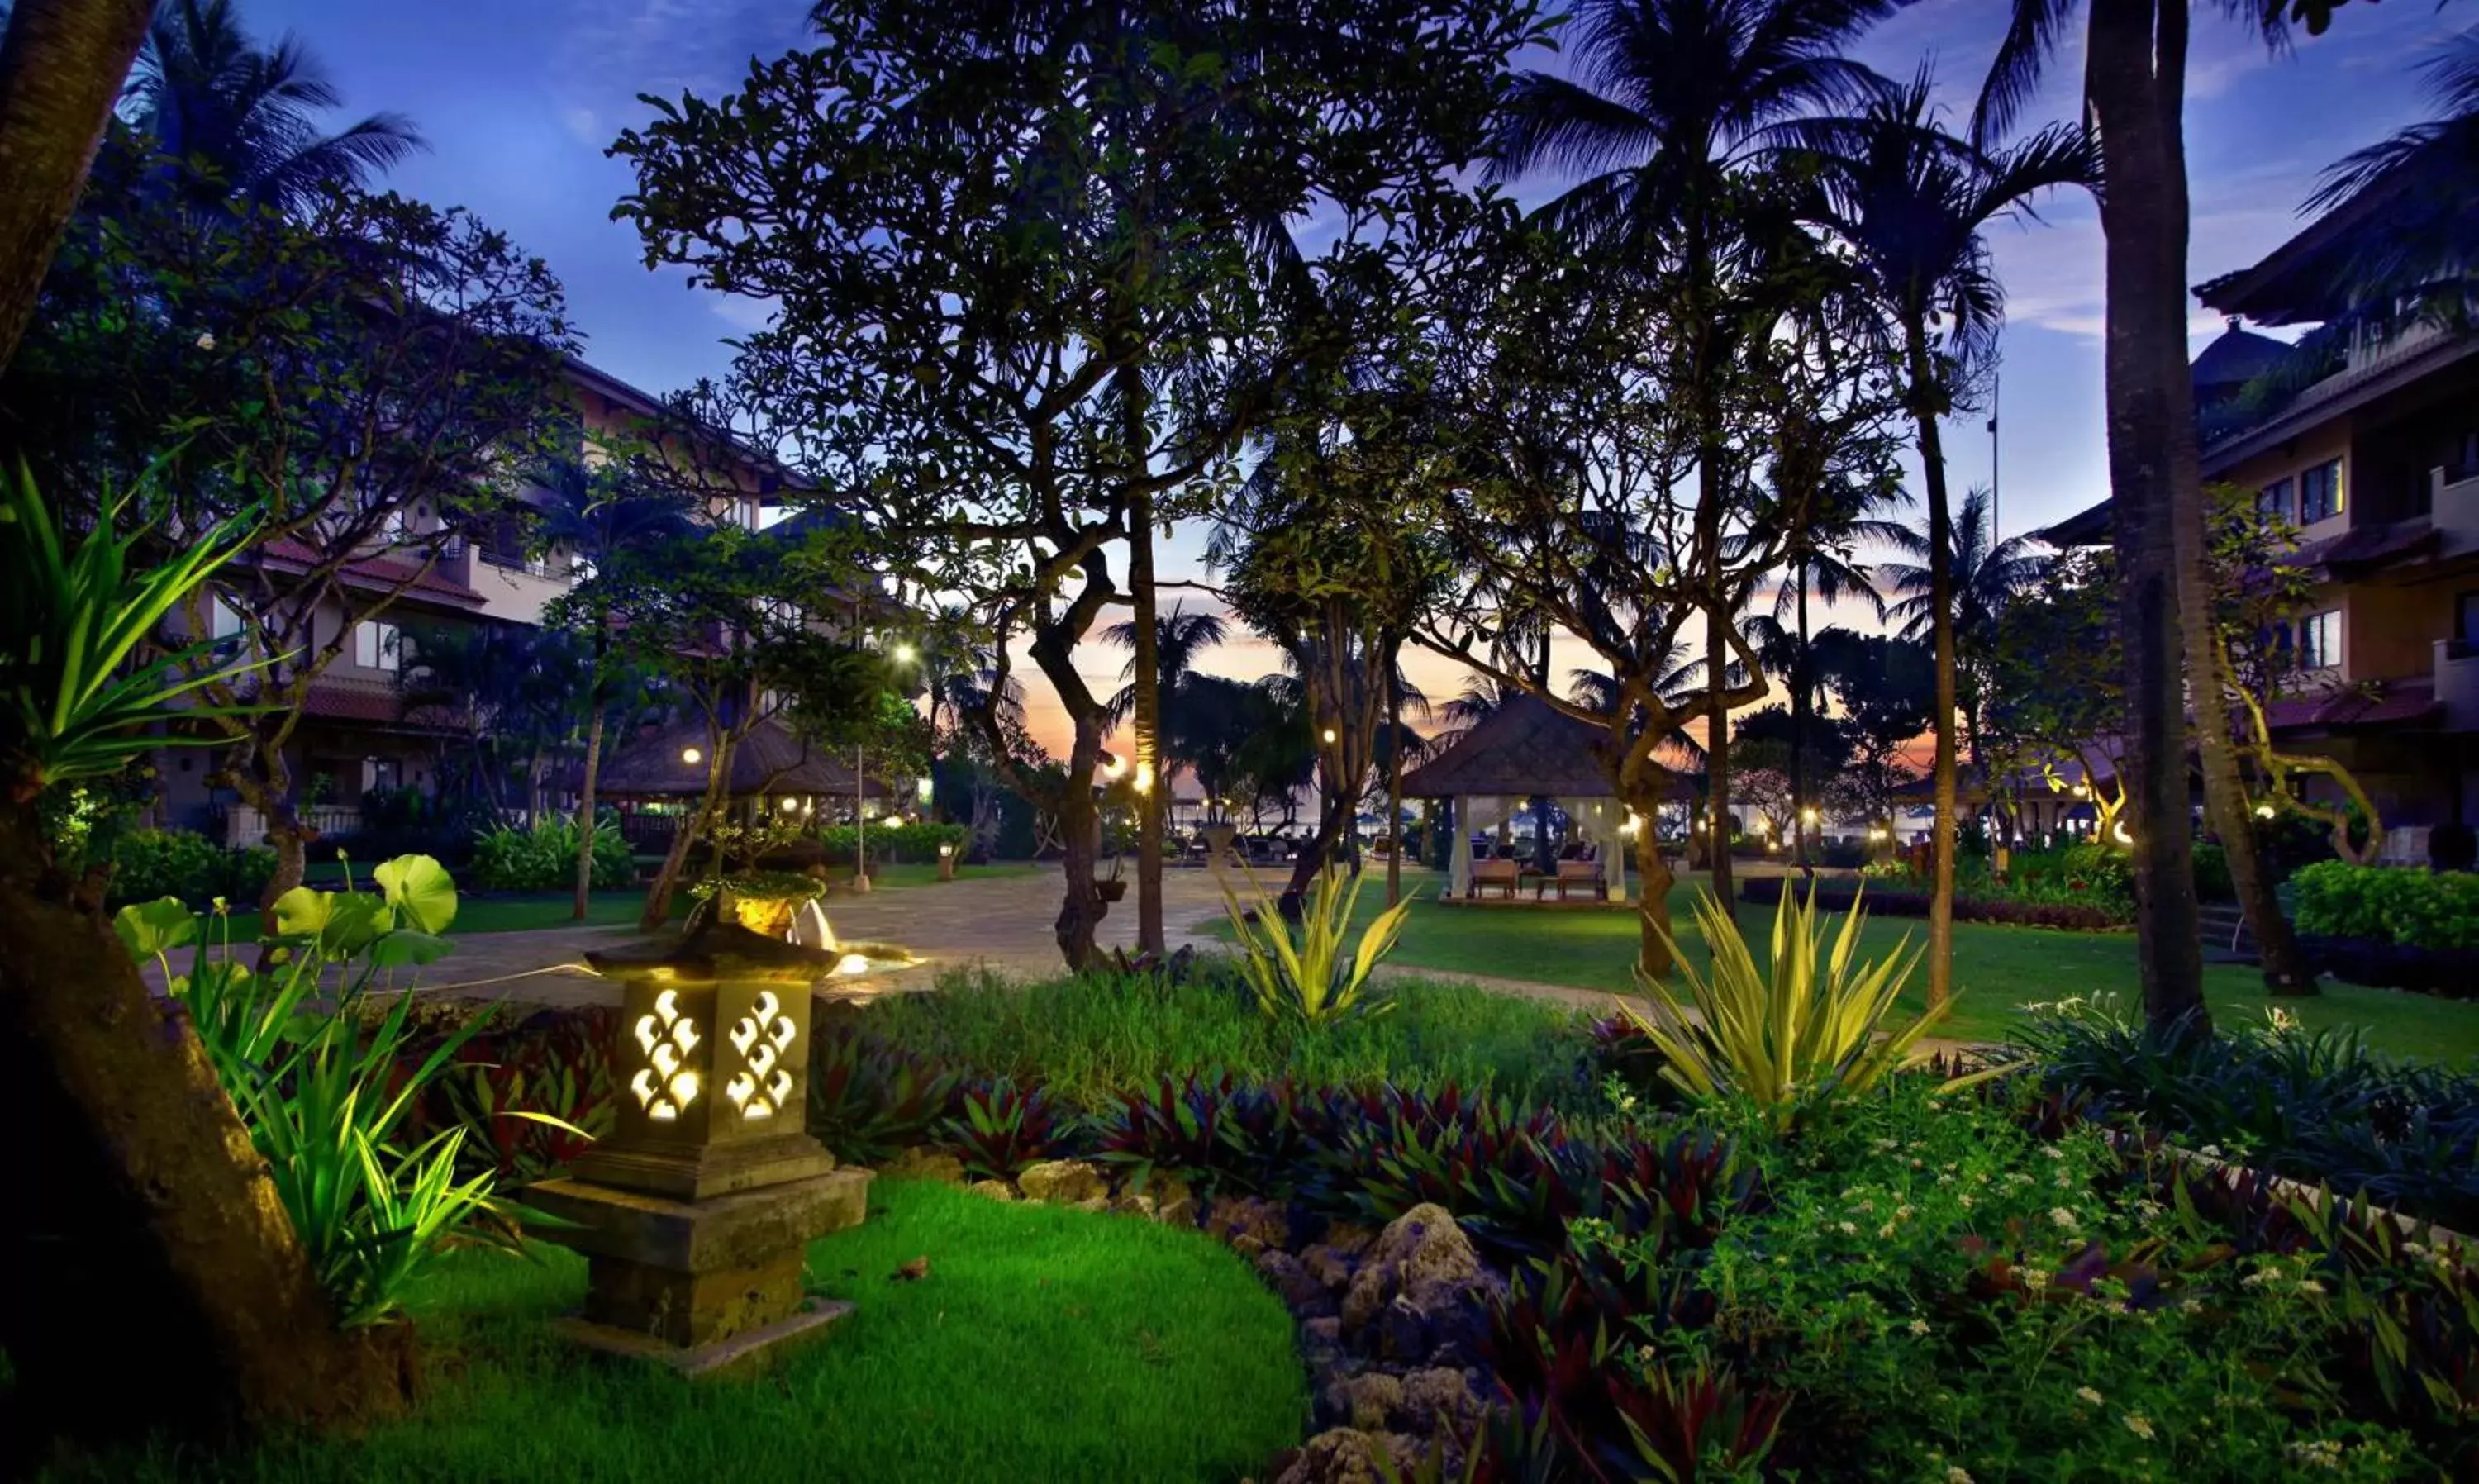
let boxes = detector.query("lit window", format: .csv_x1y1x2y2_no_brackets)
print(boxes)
2297,459,2344,523
2294,609,2342,672
354,621,402,673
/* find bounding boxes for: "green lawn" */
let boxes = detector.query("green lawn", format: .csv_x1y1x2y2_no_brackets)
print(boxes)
43,1178,1305,1484
1200,868,2479,1064
232,862,1040,938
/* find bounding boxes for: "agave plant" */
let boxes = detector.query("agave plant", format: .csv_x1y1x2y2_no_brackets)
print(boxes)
1220,863,1411,1027
0,460,273,803
1625,886,1956,1130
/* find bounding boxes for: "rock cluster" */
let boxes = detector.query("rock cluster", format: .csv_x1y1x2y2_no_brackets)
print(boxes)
1208,1200,1496,1484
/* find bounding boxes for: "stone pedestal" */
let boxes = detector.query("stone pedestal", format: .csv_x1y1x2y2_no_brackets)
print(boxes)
527,1165,872,1377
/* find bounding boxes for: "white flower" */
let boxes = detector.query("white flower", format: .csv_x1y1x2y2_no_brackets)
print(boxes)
194,331,216,351
1878,1221,1898,1238
2048,1207,2079,1230
2201,1144,2224,1158
1958,1194,1975,1210
2180,1298,2203,1314
2286,1440,2344,1471
1838,1220,1858,1236
1946,1468,1975,1484
2075,1386,2104,1406
1909,1317,1931,1336
2297,1278,2327,1296
2122,1414,2154,1441
2040,1145,2065,1161
2020,1268,2051,1290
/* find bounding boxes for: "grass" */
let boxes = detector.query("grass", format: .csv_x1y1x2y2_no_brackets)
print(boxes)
1197,868,2479,1065
48,1178,1305,1484
856,965,1595,1111
226,862,1040,939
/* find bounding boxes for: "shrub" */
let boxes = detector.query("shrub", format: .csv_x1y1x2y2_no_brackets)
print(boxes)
806,1021,964,1163
1625,886,1953,1130
104,826,275,906
112,857,554,1326
935,1077,1077,1181
2020,996,2479,1232
816,820,968,865
2293,860,2479,950
1221,864,1410,1026
410,1006,618,1185
468,816,631,892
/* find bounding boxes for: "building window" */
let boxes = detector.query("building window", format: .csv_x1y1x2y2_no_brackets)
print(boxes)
2458,592,2479,644
2257,478,2291,521
208,596,244,640
2294,608,2342,672
354,621,402,673
2297,459,2344,523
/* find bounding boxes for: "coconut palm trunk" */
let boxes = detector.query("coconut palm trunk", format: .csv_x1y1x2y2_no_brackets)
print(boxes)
0,0,155,367
2087,0,2210,1035
1792,570,1813,868
1903,318,1962,1008
572,691,607,920
1705,600,1735,914
1125,396,1167,956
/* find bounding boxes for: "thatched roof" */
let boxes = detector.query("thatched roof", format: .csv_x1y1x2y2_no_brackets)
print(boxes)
597,717,898,799
1399,693,1700,800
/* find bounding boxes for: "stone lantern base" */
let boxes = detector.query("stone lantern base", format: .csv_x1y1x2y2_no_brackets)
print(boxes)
526,1163,872,1379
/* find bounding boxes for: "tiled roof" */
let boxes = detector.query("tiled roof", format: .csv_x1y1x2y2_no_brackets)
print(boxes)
2266,678,2440,733
1399,694,1701,800
2286,520,2439,574
253,538,487,609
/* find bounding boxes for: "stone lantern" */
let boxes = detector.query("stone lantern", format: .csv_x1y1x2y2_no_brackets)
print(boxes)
524,921,870,1377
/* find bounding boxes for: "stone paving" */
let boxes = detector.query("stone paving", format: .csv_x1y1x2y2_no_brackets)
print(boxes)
270,863,1644,1015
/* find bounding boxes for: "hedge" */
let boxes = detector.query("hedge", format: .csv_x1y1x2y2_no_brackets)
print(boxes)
105,828,278,908
2291,861,2479,951
1739,875,2123,932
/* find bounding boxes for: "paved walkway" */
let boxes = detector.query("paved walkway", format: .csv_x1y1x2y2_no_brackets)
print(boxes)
193,864,1644,1016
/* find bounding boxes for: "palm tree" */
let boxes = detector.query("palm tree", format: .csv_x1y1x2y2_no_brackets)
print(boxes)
1491,0,1891,917
1969,0,2378,1035
1101,601,1229,730
1878,487,2055,754
1753,464,1898,864
125,0,422,217
2305,25,2479,345
533,458,696,920
1792,70,2090,1005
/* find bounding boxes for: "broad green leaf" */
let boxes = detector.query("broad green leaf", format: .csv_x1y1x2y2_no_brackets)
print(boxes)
270,886,334,939
367,930,454,968
373,854,457,935
113,897,197,962
318,892,395,957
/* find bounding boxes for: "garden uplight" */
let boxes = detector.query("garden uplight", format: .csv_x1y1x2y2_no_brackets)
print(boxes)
916,776,935,802
2255,803,2277,819
1321,727,1337,744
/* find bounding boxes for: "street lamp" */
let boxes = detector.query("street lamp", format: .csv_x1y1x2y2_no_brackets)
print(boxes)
681,746,702,766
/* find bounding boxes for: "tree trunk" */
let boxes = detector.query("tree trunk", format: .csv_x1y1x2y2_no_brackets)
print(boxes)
1705,602,1735,915
1385,680,1403,908
0,0,154,373
1620,751,1678,979
1906,325,1962,1010
2088,0,2211,1037
1128,480,1166,957
640,729,727,931
1054,736,1108,969
572,702,606,921
0,806,409,1458
1792,570,1812,869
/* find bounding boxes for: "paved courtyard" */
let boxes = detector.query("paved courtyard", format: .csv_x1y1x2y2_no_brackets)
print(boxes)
293,862,1639,1015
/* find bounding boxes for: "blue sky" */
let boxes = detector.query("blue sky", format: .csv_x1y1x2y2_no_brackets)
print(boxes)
253,0,2460,749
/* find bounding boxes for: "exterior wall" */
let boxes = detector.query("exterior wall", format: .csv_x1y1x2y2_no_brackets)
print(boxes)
2214,421,2354,543
2346,581,2453,685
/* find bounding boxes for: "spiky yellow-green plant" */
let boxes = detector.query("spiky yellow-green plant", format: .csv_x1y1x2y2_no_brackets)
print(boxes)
1220,863,1411,1026
1626,885,1953,1128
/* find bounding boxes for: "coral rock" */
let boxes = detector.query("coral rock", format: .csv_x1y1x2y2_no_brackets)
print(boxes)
879,1148,965,1185
965,1178,1019,1202
1205,1195,1291,1250
1300,1244,1358,1292
1399,1367,1482,1436
1016,1159,1108,1206
1271,1428,1417,1484
1337,1372,1404,1431
1339,1263,1392,1333
1373,1204,1481,1291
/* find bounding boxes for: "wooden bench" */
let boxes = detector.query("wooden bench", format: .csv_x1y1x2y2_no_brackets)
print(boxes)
1547,859,1605,901
1470,859,1520,899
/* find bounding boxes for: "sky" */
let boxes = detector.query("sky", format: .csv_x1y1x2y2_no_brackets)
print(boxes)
253,0,2463,760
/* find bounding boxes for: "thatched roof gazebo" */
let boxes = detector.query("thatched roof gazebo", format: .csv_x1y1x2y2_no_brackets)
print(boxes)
597,717,898,801
1400,693,1699,902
